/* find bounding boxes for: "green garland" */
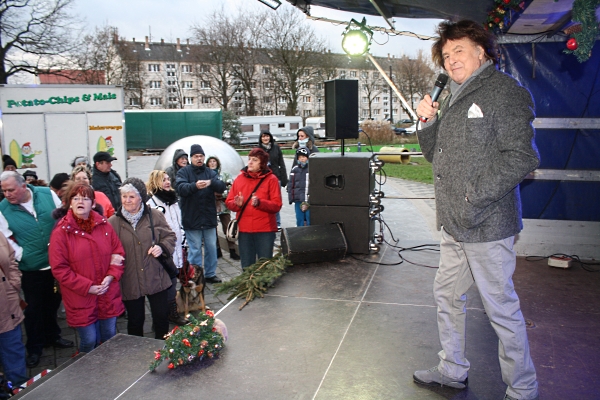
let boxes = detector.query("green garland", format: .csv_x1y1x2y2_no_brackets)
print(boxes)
149,312,225,371
214,252,292,310
565,0,600,62
485,0,526,32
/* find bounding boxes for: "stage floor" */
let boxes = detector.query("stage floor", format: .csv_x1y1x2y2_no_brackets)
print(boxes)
14,239,600,400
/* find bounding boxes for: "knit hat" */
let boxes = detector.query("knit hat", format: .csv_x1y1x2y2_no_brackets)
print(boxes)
296,147,310,157
2,155,17,170
22,170,38,180
50,173,70,190
190,144,205,157
121,177,149,203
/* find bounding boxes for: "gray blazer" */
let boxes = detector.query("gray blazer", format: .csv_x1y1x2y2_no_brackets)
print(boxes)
418,65,540,243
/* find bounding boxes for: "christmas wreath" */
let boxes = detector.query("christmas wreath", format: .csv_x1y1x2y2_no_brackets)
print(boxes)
564,0,600,62
149,311,226,371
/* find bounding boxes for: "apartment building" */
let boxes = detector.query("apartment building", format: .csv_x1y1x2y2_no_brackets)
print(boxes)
114,37,412,121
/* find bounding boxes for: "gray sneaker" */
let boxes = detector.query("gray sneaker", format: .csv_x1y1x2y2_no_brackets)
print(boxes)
413,366,468,389
504,394,539,400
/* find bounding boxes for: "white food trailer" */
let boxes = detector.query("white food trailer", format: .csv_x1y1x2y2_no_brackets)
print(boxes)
0,84,127,182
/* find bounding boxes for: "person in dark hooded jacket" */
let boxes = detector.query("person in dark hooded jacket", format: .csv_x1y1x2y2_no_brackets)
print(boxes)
165,149,188,190
291,126,319,168
257,130,287,230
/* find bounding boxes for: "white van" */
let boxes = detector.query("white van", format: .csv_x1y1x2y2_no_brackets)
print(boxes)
239,116,302,145
305,116,326,138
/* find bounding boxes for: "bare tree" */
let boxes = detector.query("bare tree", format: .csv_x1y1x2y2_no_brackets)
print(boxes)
74,25,123,84
118,42,149,109
261,7,326,116
360,70,385,119
0,0,81,83
393,50,436,113
190,9,237,111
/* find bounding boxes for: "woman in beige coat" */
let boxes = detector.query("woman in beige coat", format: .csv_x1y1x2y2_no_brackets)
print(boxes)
108,178,175,340
0,233,28,386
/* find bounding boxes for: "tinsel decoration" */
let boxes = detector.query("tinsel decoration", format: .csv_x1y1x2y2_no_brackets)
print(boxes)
564,0,600,62
214,251,292,310
485,0,527,33
149,312,225,371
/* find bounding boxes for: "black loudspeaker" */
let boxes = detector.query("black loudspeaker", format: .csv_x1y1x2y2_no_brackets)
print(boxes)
311,206,374,254
281,225,347,265
309,153,375,207
325,79,359,139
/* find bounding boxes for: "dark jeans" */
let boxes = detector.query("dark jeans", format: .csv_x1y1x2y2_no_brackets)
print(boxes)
238,232,276,269
21,269,62,356
167,276,177,303
123,288,170,340
0,324,28,386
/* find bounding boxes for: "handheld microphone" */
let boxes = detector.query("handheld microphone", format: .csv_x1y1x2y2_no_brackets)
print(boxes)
419,73,449,123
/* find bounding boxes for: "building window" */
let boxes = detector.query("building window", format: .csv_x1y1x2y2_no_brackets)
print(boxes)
181,64,192,73
129,98,140,106
201,81,211,89
263,96,272,103
262,67,270,74
278,110,286,116
183,81,193,89
339,70,346,78
150,98,162,106
316,83,323,90
167,71,175,77
373,72,380,78
264,110,273,116
201,96,211,104
167,80,176,86
184,97,194,105
278,96,286,103
166,64,175,70
148,64,160,72
250,81,257,89
168,96,178,103
383,102,388,106
374,97,380,103
373,109,380,115
150,81,161,89
362,109,369,117
303,110,312,117
303,83,310,89
303,96,311,103
350,71,357,77
362,97,368,103
383,88,389,94
263,82,271,89
361,71,368,79
168,88,177,94
200,65,210,73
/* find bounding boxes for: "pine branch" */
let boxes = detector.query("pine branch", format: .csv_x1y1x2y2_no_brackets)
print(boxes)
214,252,292,310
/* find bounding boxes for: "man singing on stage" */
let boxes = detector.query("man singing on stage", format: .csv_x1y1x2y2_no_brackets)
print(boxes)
413,19,540,400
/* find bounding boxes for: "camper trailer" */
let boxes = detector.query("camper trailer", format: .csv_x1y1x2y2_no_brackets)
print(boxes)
305,117,326,138
239,116,302,145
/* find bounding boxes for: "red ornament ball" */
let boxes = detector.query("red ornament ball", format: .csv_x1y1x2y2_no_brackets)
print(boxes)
503,0,510,3
566,38,578,50
168,363,174,369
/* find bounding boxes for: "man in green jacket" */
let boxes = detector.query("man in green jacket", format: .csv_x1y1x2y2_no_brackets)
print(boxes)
0,171,73,368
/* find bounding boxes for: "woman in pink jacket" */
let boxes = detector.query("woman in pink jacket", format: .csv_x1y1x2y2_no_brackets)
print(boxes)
225,148,282,269
49,183,125,354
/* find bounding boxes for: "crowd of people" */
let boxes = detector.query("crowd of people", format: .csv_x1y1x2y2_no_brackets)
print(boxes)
0,125,316,389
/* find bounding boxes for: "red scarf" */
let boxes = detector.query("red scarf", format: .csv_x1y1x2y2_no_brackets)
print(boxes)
71,210,95,234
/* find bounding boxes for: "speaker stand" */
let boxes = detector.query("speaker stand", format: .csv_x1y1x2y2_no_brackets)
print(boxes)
341,138,345,156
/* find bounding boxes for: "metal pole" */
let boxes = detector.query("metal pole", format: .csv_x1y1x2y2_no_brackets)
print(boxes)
389,64,393,124
367,53,417,120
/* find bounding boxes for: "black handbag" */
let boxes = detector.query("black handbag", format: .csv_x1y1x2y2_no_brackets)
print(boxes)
148,209,178,279
226,177,267,241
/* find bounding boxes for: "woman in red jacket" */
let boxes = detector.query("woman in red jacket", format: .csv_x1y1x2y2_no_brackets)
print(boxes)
226,148,282,269
49,183,125,353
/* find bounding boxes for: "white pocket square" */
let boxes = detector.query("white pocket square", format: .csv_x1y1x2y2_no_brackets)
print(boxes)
467,103,483,118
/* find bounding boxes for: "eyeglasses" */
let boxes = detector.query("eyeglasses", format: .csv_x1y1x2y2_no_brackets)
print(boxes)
72,197,92,203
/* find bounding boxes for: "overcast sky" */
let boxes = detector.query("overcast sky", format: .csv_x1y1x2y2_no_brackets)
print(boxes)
72,0,441,58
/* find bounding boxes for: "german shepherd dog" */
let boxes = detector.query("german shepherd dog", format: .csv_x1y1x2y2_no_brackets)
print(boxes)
176,263,207,316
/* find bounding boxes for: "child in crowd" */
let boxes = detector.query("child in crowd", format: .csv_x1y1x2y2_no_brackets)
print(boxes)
287,147,310,227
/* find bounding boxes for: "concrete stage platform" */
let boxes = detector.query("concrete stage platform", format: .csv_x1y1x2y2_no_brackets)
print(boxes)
14,239,600,400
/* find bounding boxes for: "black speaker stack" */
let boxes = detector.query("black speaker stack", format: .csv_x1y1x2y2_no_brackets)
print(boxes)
309,153,383,254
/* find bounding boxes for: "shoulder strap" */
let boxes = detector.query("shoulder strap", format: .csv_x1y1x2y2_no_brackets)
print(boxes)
147,208,157,246
236,176,267,222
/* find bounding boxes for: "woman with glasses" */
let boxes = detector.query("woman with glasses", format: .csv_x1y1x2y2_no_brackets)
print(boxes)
49,183,125,354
